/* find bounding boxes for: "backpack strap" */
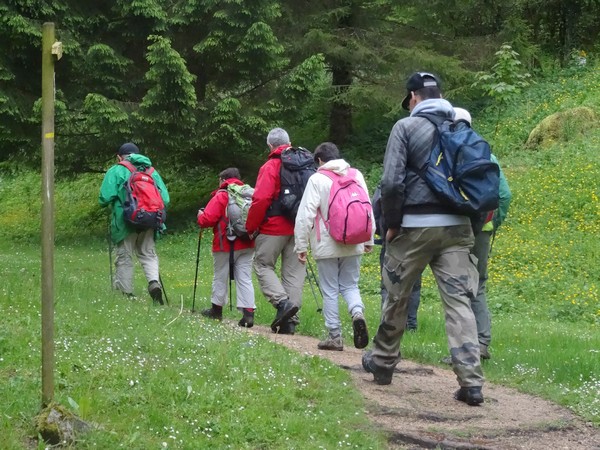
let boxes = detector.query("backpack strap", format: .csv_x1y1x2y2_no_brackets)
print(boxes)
415,112,448,127
406,113,448,176
216,188,229,249
119,160,154,175
118,160,136,172
314,168,348,242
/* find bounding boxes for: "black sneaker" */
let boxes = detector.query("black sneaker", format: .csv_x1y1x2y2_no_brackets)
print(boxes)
238,309,254,328
148,280,163,305
361,350,394,385
352,312,369,349
201,306,223,321
278,321,296,335
454,386,484,406
270,300,298,333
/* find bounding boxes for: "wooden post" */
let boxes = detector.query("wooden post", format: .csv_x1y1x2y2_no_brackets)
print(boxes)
41,22,59,407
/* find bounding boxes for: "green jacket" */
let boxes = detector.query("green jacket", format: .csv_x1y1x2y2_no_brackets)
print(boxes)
482,154,512,232
99,154,170,244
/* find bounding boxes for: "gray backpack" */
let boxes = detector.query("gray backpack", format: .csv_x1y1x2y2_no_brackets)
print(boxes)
225,183,254,239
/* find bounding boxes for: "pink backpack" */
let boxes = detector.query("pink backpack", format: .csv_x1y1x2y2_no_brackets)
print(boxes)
316,168,373,244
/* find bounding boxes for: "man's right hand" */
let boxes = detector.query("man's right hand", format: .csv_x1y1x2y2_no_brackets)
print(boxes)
386,228,399,242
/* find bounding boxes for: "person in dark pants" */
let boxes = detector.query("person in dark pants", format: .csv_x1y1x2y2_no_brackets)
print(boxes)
372,185,421,331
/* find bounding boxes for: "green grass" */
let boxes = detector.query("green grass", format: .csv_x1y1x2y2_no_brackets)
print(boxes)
0,239,387,449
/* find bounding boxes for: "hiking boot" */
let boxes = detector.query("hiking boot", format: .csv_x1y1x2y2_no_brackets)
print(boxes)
270,300,299,333
201,304,223,321
148,280,163,305
352,312,369,349
278,321,296,335
362,350,394,385
238,309,254,328
318,335,343,351
454,386,484,406
441,356,453,365
480,344,491,360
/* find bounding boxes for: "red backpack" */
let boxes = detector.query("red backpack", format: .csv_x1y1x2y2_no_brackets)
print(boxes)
317,168,373,245
119,160,166,230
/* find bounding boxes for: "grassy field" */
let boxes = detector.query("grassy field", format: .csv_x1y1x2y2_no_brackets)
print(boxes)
1,238,388,449
1,64,600,447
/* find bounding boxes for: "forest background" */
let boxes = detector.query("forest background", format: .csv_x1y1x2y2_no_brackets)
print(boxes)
2,0,599,197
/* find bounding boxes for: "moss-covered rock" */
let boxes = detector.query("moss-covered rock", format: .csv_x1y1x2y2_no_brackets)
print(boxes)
525,107,597,149
36,403,90,445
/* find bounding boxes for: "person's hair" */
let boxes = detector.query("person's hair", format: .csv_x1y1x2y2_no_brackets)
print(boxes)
219,167,241,180
414,85,442,101
313,142,340,163
266,127,290,147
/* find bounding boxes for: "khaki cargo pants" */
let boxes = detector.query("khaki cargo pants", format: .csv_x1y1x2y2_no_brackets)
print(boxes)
371,225,484,387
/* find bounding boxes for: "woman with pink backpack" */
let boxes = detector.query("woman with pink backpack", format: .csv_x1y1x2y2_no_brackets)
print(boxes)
294,142,376,351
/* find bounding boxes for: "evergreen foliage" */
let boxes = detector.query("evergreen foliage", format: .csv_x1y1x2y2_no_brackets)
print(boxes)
1,1,600,174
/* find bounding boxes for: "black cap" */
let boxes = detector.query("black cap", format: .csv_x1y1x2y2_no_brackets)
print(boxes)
401,72,440,110
117,142,140,156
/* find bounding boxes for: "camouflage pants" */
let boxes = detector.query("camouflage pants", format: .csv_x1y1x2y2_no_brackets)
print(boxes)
372,225,484,387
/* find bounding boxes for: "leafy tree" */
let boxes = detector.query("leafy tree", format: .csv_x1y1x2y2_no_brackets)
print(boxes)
472,44,531,133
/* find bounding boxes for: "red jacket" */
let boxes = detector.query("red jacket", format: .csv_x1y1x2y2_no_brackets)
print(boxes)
245,145,295,236
197,178,255,252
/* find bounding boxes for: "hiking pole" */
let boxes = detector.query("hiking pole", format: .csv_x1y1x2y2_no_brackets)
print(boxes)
306,258,323,313
228,237,235,312
159,273,169,306
192,230,203,313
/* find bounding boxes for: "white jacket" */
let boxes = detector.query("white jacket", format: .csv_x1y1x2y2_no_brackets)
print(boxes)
294,159,375,260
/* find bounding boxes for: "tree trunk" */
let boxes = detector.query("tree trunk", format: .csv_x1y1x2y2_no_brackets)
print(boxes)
328,63,353,146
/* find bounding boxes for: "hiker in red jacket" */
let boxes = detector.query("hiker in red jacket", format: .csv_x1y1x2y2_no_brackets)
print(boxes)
197,168,256,327
245,128,307,334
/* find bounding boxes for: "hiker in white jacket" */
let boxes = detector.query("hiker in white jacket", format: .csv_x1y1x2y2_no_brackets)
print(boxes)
294,142,375,351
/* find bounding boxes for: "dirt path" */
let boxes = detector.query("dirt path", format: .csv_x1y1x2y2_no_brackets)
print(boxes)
246,324,600,450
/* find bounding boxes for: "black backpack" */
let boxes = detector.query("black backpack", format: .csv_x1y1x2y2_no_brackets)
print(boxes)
267,147,316,220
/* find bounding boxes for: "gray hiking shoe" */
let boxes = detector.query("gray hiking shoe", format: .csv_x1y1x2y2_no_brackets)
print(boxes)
317,335,343,351
148,280,163,305
480,344,491,360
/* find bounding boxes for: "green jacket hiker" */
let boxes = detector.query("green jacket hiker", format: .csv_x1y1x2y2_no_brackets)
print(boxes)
99,152,170,245
99,143,170,304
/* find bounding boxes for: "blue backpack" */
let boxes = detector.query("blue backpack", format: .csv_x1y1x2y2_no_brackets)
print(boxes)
414,114,500,215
